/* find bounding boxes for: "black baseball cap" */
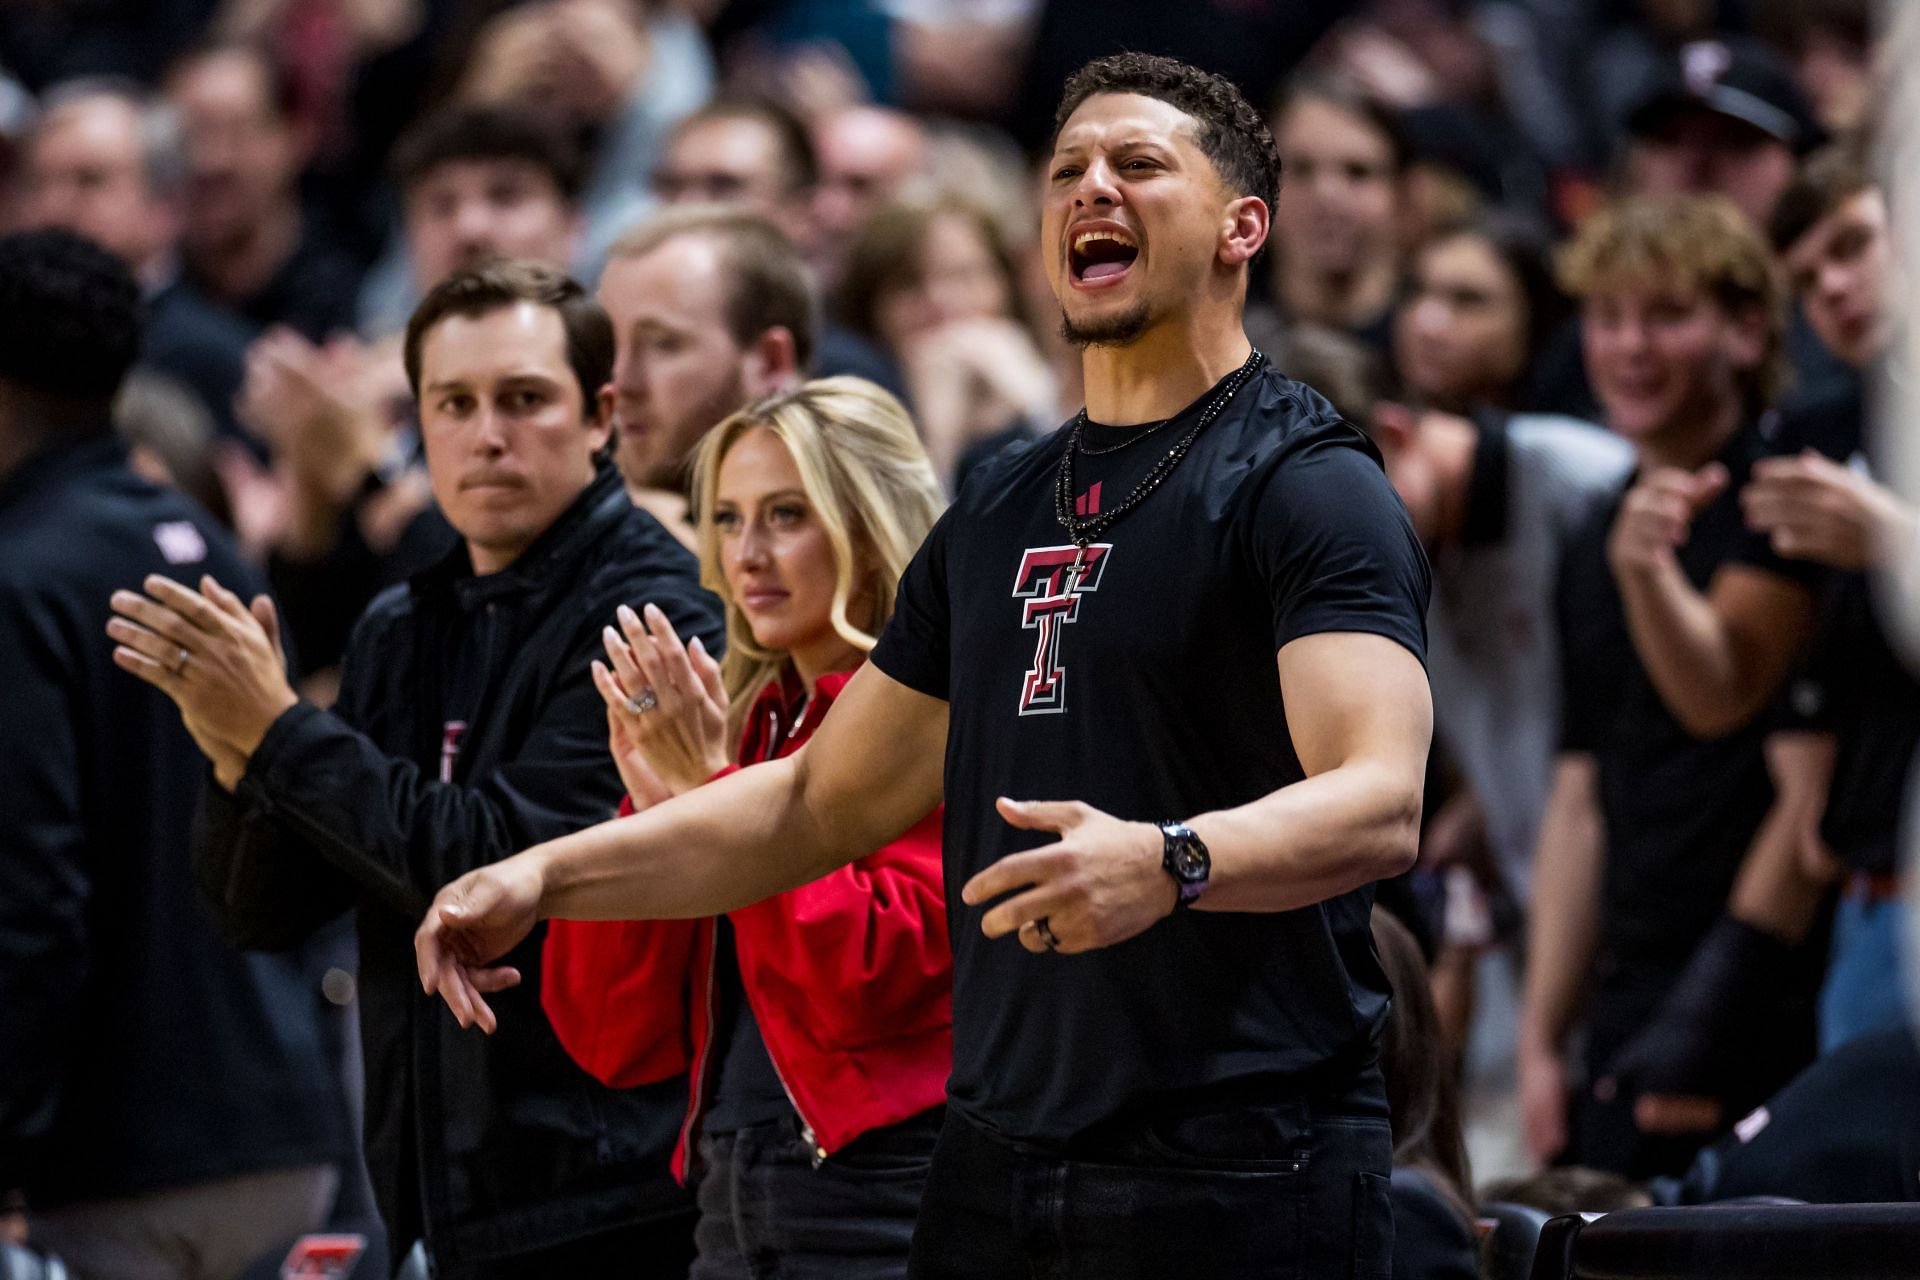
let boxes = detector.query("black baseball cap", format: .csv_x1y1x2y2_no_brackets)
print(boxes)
1625,39,1824,153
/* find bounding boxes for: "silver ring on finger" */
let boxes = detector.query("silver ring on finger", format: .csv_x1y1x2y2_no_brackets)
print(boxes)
1035,917,1060,952
170,646,191,676
626,687,658,716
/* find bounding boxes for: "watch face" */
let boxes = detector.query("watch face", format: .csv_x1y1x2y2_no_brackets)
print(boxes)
1176,846,1206,880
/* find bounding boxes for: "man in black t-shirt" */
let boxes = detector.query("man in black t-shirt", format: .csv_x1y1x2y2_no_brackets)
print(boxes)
419,54,1433,1279
1520,196,1828,1180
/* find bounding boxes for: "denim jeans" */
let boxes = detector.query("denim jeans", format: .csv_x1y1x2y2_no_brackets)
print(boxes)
690,1110,940,1280
1819,891,1912,1054
907,1078,1394,1280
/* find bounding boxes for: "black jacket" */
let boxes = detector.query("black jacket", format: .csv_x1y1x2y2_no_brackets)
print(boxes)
195,466,725,1268
0,434,346,1206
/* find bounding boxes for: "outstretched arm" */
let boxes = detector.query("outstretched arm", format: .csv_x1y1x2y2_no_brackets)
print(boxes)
417,662,947,1029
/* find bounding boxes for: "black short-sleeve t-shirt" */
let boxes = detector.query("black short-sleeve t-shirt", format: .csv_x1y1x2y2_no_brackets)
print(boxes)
1556,421,1820,977
872,360,1431,1144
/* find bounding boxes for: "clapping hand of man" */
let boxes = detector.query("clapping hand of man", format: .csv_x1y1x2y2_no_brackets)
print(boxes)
963,800,1175,955
1607,462,1729,576
1742,450,1917,572
590,602,730,804
106,575,298,790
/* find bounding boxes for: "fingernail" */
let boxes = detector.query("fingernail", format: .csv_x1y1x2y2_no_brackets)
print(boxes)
690,636,705,654
645,602,664,621
603,625,620,646
617,604,638,625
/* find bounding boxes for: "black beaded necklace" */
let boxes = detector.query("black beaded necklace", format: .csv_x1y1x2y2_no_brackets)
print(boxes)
1052,349,1264,569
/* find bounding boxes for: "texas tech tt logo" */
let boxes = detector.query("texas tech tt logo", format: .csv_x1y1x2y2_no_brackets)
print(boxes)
1012,543,1111,715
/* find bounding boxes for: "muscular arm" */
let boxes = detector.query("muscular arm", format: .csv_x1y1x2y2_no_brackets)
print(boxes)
1615,560,1814,738
1185,633,1431,912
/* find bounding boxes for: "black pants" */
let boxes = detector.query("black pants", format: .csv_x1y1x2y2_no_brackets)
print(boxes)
907,1083,1394,1280
691,1110,941,1279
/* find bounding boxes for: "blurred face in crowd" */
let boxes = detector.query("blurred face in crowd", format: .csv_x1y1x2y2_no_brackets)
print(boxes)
1626,111,1797,228
598,233,789,490
1274,97,1398,278
813,107,925,275
416,301,610,574
166,48,299,249
1783,187,1891,369
20,96,177,274
1395,231,1530,411
1582,280,1762,446
1043,92,1257,347
875,211,1015,351
711,425,862,674
405,159,576,293
654,117,800,222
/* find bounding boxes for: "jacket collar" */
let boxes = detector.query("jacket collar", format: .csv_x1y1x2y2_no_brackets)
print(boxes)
414,464,628,610
738,663,861,763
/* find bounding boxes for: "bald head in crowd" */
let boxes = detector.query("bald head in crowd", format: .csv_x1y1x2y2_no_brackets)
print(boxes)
596,207,814,527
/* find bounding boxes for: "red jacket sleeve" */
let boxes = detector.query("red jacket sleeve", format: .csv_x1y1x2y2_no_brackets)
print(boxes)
540,797,702,1088
727,805,950,1050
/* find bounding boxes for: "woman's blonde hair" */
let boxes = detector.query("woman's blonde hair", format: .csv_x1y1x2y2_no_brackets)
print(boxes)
690,376,946,745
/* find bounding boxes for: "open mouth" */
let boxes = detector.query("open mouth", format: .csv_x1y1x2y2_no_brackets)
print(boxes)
1069,227,1139,287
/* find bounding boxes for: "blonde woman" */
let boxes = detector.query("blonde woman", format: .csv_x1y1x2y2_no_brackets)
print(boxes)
542,377,951,1279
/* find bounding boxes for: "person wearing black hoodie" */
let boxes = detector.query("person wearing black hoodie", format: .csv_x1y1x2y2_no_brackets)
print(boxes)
112,260,725,1276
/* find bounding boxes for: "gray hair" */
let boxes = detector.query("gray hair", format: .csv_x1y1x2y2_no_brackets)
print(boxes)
36,76,186,200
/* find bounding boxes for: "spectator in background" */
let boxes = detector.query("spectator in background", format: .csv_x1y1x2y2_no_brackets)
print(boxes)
18,78,254,442
597,207,812,544
0,228,346,1279
120,261,725,1275
654,98,818,229
114,368,231,525
546,379,952,1278
650,99,903,395
810,104,929,290
839,198,1056,487
1749,144,1915,1052
1361,329,1632,907
454,0,715,275
1617,39,1823,231
1270,79,1408,352
1372,908,1479,1280
163,42,361,342
1394,213,1583,418
1755,0,1878,137
1522,196,1828,1179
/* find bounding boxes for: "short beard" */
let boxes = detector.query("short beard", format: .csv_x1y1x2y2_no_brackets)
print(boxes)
1060,301,1151,349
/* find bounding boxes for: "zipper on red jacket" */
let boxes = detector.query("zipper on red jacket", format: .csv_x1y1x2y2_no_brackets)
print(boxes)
683,692,831,1169
678,929,721,1177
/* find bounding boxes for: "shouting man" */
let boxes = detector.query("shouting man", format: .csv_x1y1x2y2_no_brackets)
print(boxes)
420,55,1432,1278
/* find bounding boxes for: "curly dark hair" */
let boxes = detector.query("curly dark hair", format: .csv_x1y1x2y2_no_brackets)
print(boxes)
0,229,143,420
1051,53,1281,217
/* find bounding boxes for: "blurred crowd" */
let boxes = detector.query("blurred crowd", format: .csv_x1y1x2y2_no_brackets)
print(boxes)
2,0,1917,1278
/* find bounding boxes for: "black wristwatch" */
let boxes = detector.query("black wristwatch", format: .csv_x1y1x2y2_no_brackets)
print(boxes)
1159,822,1211,911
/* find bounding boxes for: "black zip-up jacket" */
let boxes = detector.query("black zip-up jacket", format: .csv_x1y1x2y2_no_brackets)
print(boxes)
194,465,724,1269
0,434,346,1206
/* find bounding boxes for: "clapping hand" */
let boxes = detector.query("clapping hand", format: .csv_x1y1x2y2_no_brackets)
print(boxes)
590,603,730,803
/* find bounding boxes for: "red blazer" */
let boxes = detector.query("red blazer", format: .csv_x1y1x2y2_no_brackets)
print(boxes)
541,668,952,1180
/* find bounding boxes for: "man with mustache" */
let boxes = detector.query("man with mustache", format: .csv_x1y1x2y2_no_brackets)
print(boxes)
110,260,723,1276
422,54,1433,1278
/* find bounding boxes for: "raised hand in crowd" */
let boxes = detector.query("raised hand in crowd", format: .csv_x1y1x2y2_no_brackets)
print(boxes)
106,575,296,790
1744,450,1920,572
899,316,1057,480
460,0,650,126
591,601,731,803
1606,463,1730,575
